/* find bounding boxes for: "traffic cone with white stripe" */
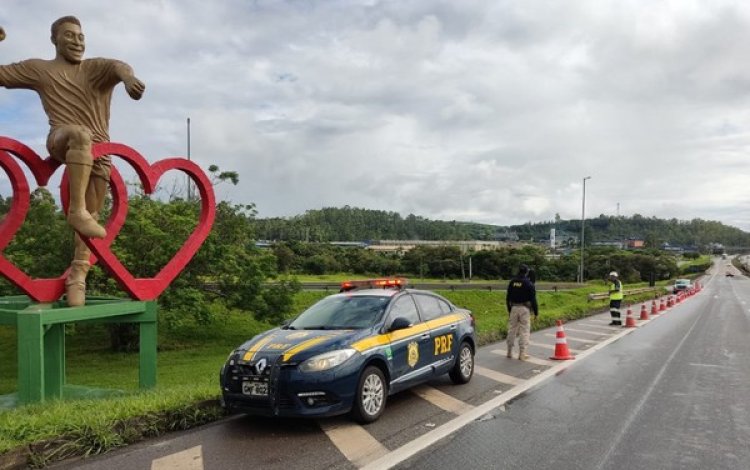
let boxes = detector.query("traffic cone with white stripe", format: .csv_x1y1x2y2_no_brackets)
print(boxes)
650,300,658,316
659,298,666,312
549,320,575,360
625,306,638,327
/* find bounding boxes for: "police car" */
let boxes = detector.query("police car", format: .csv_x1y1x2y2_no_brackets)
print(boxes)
220,278,476,423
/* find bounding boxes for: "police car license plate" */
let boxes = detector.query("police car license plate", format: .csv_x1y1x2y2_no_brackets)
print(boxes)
242,381,268,397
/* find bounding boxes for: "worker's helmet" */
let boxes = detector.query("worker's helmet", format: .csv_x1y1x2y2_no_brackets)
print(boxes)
609,271,618,277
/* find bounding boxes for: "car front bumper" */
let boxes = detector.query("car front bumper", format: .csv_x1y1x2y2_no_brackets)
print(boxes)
220,359,362,418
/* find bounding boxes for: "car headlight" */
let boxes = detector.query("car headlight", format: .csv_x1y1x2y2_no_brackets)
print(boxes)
299,349,357,372
226,350,238,365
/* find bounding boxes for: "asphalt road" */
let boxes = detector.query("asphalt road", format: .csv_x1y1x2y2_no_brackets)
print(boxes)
50,266,737,470
398,267,750,469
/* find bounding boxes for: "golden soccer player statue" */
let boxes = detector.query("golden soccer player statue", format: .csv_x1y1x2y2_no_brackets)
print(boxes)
0,17,145,306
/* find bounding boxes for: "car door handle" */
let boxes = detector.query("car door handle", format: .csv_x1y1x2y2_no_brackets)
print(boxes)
420,333,430,340
450,324,457,330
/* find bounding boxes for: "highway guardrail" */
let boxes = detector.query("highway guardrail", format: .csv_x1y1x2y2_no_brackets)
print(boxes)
587,286,665,301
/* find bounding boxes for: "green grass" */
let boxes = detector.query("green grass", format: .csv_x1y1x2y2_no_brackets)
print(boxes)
0,282,668,461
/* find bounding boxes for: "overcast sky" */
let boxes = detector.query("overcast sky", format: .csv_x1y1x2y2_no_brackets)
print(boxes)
1,0,750,230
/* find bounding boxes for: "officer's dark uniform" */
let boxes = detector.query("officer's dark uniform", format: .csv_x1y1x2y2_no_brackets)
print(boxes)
505,267,539,360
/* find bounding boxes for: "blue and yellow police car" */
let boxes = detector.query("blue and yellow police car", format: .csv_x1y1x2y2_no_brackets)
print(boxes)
220,278,476,423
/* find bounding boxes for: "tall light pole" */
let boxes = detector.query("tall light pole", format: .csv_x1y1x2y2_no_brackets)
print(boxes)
580,176,591,283
186,117,192,200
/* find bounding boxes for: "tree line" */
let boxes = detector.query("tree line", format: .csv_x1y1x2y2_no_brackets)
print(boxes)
251,206,750,248
272,241,687,284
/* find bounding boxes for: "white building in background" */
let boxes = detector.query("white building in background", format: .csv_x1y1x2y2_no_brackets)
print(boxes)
366,240,522,253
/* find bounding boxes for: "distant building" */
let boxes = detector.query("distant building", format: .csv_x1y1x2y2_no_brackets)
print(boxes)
366,240,522,253
626,238,645,249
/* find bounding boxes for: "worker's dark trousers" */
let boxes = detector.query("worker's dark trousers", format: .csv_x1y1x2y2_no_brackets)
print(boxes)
610,299,622,325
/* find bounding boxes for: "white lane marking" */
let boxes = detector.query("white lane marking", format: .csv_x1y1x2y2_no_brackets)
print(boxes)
320,421,389,468
689,363,729,369
362,322,643,470
151,445,203,470
528,340,583,354
580,323,620,332
489,349,554,366
544,333,597,344
521,355,555,366
562,327,610,336
412,385,474,414
474,365,523,385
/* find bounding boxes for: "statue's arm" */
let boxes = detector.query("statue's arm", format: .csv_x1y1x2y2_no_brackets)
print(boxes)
0,60,40,89
111,60,145,100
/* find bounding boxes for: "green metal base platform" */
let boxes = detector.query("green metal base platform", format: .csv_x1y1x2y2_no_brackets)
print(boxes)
0,296,157,407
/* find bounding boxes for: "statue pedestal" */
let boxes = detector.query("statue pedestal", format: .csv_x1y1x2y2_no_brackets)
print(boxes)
0,296,157,408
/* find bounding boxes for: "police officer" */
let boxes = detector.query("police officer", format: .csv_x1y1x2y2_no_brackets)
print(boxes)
506,264,538,361
608,271,624,325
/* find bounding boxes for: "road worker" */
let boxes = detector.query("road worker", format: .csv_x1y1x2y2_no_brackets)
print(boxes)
505,264,539,361
608,271,624,325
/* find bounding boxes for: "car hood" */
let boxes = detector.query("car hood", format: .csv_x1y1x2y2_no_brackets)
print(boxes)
237,328,368,365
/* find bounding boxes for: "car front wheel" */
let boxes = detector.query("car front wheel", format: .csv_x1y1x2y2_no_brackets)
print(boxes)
351,366,387,423
449,341,474,384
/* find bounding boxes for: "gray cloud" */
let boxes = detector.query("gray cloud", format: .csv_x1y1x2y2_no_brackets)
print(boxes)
2,0,750,230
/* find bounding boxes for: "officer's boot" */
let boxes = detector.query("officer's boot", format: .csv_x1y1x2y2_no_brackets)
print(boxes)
506,347,512,359
66,147,106,239
519,349,529,361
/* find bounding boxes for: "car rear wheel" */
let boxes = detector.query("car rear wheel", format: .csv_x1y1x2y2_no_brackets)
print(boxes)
351,366,387,423
449,341,474,384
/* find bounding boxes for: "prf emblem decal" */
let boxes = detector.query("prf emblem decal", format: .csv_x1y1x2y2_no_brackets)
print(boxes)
407,341,419,368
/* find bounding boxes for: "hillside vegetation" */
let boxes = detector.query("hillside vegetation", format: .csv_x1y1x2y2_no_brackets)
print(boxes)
252,206,750,247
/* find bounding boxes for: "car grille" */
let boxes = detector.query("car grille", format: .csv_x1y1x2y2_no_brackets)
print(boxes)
225,358,297,411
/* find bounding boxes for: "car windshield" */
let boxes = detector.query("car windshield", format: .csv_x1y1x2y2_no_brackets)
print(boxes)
289,295,391,330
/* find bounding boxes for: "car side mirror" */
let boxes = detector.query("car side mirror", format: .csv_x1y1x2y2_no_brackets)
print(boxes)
388,317,412,332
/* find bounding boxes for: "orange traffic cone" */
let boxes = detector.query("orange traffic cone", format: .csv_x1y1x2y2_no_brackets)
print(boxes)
549,320,575,360
650,300,658,316
640,303,650,321
625,307,638,327
659,298,666,312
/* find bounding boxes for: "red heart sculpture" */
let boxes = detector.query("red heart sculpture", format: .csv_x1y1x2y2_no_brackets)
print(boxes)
0,137,127,302
82,142,216,300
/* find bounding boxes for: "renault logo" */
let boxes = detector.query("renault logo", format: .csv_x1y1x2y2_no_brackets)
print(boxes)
255,358,268,374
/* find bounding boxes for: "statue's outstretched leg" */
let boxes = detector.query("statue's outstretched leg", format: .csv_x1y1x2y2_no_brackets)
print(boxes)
65,139,106,239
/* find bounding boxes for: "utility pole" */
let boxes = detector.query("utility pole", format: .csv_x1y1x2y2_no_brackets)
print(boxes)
580,176,591,283
186,117,192,200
